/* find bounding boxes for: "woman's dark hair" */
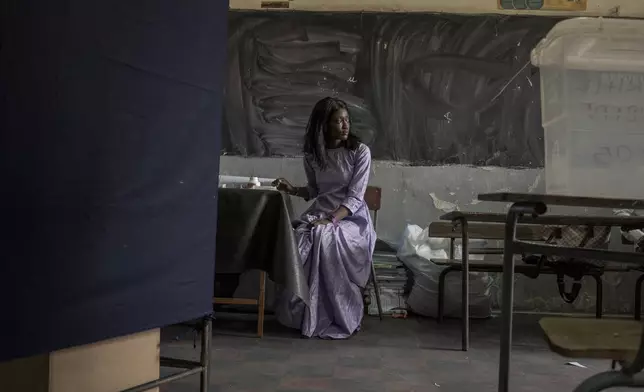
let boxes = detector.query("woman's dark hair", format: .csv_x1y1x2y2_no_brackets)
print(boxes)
303,97,361,169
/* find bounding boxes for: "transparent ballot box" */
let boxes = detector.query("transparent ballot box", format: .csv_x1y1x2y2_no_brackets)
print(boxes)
531,18,644,199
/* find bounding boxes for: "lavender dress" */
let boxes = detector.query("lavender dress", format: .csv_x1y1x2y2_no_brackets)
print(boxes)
276,143,376,339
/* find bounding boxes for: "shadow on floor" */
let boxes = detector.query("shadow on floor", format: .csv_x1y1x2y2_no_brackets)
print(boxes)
159,313,621,392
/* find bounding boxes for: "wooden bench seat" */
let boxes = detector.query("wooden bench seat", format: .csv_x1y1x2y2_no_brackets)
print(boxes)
431,258,538,274
428,221,546,241
433,257,504,268
540,317,643,361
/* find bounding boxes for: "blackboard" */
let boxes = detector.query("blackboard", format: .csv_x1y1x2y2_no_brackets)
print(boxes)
224,12,559,168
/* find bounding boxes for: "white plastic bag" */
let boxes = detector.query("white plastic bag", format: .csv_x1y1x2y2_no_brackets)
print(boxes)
397,224,449,261
397,224,493,319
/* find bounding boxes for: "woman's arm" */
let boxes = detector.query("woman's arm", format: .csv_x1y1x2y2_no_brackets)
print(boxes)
274,182,311,200
300,156,318,201
328,144,371,223
274,157,318,200
293,186,311,200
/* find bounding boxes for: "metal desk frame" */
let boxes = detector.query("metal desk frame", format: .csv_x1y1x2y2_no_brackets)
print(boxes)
636,272,644,320
120,316,212,392
477,192,644,392
438,212,640,351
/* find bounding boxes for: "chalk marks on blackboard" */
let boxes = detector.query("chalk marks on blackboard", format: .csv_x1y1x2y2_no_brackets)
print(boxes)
224,12,558,168
225,16,376,157
370,16,557,166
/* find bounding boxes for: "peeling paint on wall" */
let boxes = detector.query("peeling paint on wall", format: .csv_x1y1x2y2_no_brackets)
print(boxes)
429,193,459,213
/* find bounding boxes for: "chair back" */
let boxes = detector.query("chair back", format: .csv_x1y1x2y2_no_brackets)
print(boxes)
364,186,381,212
364,186,382,231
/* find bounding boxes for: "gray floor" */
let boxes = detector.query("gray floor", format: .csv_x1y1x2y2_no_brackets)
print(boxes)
159,313,622,392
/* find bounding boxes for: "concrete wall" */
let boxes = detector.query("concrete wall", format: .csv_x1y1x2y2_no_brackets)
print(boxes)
222,157,543,243
221,156,641,314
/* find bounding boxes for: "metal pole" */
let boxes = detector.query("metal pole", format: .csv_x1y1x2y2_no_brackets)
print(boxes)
120,368,203,392
498,209,518,392
635,273,644,320
460,218,469,352
200,316,212,392
497,201,546,392
593,274,603,319
449,237,455,260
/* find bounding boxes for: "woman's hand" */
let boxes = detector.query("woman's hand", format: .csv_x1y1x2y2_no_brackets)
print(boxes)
312,219,332,226
272,178,296,194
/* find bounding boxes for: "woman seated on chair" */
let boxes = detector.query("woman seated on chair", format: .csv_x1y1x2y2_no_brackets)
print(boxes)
272,97,376,340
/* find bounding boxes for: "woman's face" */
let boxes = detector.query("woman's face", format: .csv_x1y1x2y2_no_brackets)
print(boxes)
327,108,350,141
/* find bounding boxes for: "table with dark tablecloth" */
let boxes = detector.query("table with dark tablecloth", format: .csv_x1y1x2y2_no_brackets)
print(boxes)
215,188,308,304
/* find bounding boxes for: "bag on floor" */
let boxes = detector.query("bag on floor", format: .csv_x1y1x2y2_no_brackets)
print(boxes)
397,224,493,319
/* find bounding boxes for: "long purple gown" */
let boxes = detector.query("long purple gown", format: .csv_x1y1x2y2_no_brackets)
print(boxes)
276,143,376,339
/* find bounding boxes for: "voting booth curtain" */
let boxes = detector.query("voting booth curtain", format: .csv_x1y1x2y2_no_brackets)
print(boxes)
0,0,227,361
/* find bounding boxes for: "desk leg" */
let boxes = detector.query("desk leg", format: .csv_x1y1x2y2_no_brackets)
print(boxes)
258,271,267,337
498,208,521,392
497,201,546,392
635,273,644,320
459,218,470,352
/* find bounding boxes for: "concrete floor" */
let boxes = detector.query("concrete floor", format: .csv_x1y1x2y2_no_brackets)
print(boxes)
159,314,623,392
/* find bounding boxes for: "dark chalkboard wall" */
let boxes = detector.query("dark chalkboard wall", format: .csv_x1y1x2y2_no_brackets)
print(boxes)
224,12,559,168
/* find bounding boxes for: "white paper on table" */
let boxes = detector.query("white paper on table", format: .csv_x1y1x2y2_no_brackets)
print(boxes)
218,175,276,185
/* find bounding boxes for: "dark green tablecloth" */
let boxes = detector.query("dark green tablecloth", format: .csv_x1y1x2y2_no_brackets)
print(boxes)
215,188,308,303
